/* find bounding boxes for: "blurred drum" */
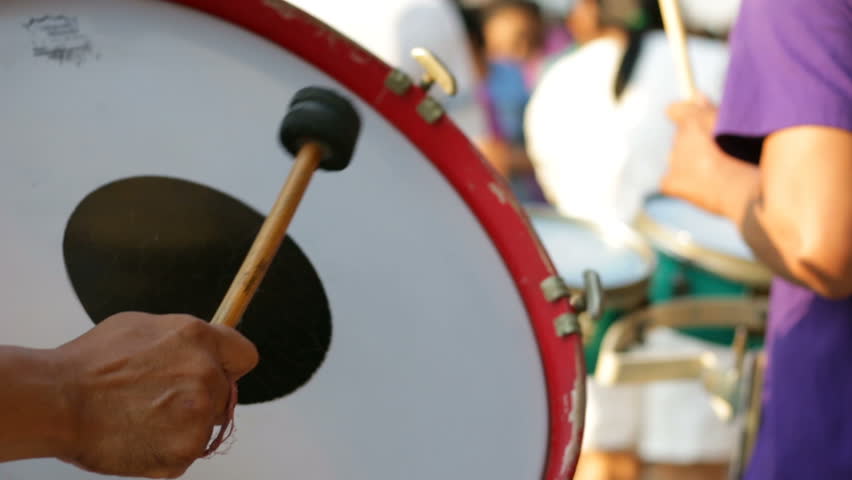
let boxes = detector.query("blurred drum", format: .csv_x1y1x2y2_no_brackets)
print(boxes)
0,1,583,479
528,208,655,371
638,195,771,294
591,195,769,466
636,195,771,343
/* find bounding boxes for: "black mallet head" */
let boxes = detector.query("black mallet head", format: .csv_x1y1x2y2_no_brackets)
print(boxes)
279,86,362,171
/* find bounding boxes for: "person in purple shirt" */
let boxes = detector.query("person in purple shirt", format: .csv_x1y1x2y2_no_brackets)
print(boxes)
662,0,852,478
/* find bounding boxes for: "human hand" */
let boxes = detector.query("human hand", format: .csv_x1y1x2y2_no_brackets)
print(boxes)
53,312,258,478
661,95,730,215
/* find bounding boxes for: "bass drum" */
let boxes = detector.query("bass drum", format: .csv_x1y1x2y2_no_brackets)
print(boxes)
0,1,583,479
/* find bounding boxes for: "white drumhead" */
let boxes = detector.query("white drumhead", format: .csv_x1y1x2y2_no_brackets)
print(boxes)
0,1,548,479
529,211,652,289
643,196,756,261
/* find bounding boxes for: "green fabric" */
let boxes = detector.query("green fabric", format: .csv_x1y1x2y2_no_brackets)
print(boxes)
584,308,624,373
628,7,649,30
650,252,749,345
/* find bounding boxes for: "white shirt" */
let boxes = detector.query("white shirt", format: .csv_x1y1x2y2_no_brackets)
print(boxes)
524,32,729,222
290,0,488,141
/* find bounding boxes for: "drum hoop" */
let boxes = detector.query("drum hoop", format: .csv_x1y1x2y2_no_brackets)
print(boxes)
165,1,585,478
526,207,656,310
634,210,772,289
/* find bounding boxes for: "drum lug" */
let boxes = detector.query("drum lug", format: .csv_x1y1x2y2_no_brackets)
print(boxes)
383,67,446,124
541,275,570,302
541,277,577,336
410,47,458,124
554,313,581,337
385,49,456,124
385,69,413,96
541,271,604,317
543,271,604,338
417,97,445,124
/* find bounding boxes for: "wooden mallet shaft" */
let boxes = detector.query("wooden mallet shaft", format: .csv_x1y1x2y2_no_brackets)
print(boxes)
211,141,323,328
658,0,698,100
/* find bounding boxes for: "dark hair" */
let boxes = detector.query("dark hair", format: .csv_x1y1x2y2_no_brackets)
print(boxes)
604,0,664,100
454,2,486,51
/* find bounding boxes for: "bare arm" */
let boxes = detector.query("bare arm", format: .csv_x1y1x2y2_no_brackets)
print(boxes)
0,346,73,462
663,101,852,299
723,127,852,298
0,313,258,478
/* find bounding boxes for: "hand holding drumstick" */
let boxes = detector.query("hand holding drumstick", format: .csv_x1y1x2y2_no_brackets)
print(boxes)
0,86,360,479
658,0,742,215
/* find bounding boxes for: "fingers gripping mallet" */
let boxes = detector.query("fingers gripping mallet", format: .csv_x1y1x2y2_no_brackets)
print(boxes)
211,87,361,328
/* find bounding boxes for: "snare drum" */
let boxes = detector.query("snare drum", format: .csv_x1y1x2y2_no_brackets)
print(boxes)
0,2,583,479
528,208,655,372
636,195,771,344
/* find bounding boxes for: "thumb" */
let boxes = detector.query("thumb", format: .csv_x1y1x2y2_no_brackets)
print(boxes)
210,324,259,381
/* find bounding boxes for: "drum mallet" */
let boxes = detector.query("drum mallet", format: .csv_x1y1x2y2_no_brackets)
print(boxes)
658,0,698,100
211,86,361,328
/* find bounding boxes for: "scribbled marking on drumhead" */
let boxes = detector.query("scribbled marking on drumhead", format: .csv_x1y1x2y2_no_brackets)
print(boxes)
62,176,332,405
23,15,99,66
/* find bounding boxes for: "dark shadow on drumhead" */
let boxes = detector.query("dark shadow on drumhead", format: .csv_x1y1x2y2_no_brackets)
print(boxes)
62,176,331,405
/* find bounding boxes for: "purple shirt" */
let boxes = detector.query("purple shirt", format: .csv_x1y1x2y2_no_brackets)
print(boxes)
715,0,852,478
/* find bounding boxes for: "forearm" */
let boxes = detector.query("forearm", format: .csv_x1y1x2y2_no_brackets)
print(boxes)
714,155,813,290
665,103,852,297
0,346,73,462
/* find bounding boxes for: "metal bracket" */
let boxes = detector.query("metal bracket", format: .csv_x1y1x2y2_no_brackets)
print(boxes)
385,69,413,96
384,48,458,123
542,271,603,313
541,276,570,302
416,97,445,124
385,67,444,123
594,298,768,423
411,47,457,96
579,270,603,320
409,47,458,124
554,313,581,337
543,271,604,340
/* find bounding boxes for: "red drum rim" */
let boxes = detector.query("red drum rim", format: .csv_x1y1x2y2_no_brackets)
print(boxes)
167,1,585,477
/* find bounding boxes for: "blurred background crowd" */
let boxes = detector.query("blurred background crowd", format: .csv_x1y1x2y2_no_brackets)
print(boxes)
294,0,741,221
453,0,739,217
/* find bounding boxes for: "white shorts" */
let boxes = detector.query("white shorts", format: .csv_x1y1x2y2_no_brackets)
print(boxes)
582,328,740,464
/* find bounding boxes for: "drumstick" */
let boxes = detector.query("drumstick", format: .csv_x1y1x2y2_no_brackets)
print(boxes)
658,0,698,100
211,143,322,327
211,87,361,328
